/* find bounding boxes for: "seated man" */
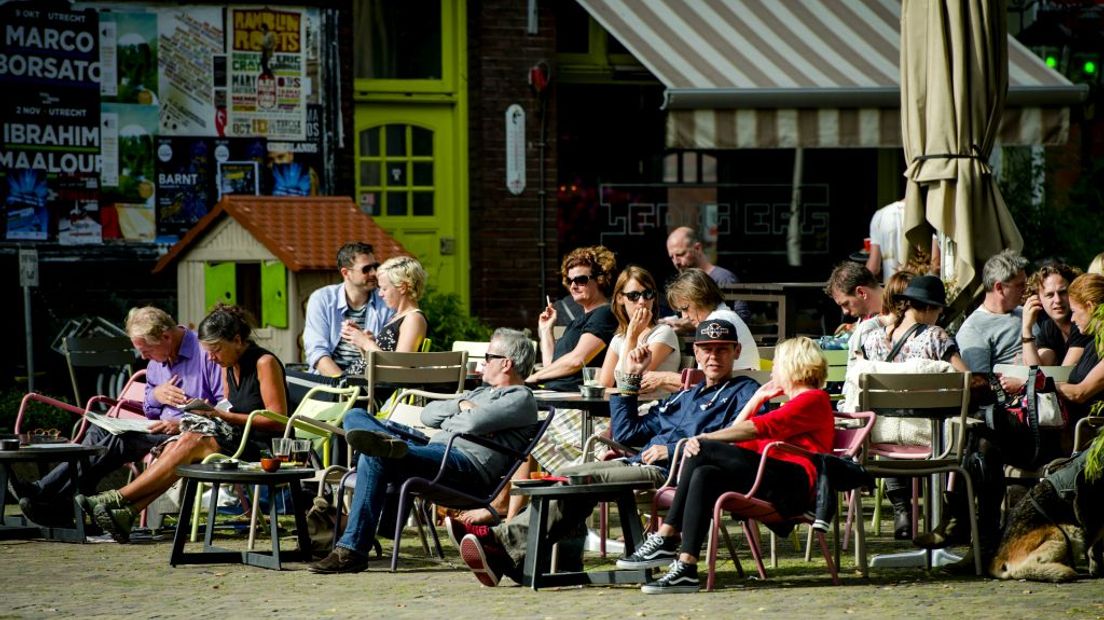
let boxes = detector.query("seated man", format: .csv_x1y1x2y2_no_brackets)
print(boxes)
450,319,761,587
302,241,394,376
309,327,539,574
14,306,223,524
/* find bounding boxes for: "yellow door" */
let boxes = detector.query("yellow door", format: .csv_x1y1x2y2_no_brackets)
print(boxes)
354,103,466,305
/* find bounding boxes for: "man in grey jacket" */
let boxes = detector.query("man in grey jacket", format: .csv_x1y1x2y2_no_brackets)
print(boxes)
310,328,538,574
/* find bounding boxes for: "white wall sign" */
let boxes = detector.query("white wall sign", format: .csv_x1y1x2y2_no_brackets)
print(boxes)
505,104,526,195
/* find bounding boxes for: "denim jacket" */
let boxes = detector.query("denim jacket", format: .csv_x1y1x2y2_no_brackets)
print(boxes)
302,283,393,372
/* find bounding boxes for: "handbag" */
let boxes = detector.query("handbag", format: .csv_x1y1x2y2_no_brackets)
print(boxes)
1016,366,1067,429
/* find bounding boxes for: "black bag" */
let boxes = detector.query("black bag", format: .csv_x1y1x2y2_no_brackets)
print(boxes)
982,402,1042,470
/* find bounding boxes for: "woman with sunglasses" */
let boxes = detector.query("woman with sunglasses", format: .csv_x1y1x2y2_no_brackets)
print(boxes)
598,265,681,389
526,246,618,390
346,256,429,354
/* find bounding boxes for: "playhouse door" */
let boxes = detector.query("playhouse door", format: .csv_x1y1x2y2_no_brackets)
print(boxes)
354,104,466,306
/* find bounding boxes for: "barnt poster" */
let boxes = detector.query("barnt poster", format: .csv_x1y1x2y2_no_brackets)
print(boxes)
155,137,215,239
227,7,306,141
159,8,224,136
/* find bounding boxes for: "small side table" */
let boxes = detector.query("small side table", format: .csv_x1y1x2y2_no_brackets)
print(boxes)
511,480,654,590
0,444,105,543
170,463,314,570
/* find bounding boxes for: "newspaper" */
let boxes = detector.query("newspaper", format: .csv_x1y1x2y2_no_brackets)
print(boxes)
84,411,156,435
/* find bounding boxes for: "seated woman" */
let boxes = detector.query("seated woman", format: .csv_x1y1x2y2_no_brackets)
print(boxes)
853,273,969,539
644,268,760,393
342,255,428,355
526,246,618,390
76,304,288,543
597,265,681,391
617,336,833,593
1056,273,1104,445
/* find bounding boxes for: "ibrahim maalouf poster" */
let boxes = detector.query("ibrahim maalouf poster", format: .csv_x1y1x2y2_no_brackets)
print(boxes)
0,1,101,240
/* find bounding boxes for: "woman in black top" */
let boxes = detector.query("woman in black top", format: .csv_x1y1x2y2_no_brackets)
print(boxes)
526,246,618,391
76,304,288,543
1058,274,1104,430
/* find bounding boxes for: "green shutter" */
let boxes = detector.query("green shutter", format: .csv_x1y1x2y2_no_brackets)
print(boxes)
204,262,236,311
260,260,288,328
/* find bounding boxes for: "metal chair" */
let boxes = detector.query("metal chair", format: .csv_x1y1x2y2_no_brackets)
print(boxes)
856,372,982,575
61,336,138,406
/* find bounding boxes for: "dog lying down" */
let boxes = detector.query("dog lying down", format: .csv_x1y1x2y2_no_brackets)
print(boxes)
990,445,1104,582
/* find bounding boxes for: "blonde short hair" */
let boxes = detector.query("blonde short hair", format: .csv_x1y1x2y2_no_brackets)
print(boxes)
125,306,176,344
773,336,828,390
378,256,427,301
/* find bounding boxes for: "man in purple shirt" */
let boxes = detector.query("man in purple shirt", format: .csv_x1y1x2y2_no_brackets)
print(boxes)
14,307,223,525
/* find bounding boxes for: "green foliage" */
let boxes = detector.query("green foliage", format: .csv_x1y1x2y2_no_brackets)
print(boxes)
0,388,75,434
1001,147,1104,269
419,286,493,352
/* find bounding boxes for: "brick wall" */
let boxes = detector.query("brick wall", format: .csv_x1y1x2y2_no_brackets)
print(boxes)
467,0,558,332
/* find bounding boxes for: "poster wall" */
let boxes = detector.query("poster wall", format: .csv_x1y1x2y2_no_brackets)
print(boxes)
227,7,307,141
1,2,332,245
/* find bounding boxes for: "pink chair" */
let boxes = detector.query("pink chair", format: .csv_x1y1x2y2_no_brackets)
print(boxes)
651,410,876,590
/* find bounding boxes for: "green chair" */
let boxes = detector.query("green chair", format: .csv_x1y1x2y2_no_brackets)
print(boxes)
189,384,360,543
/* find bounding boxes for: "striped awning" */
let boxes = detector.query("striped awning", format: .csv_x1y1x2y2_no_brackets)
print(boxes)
576,0,1088,148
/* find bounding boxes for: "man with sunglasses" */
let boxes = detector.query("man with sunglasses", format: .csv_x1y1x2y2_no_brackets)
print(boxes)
303,242,395,376
450,319,761,587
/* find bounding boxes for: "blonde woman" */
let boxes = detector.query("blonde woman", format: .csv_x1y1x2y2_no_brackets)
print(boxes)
618,337,834,594
598,265,680,389
344,256,428,353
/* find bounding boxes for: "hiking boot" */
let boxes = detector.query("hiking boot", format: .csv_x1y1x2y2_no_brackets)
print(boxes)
459,533,512,587
75,489,126,521
346,430,409,459
616,532,680,569
7,476,38,501
444,516,492,550
308,546,370,574
640,560,700,594
19,496,74,528
93,503,137,544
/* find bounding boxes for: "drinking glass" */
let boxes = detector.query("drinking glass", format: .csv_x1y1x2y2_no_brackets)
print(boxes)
581,366,599,386
271,437,292,462
292,439,312,466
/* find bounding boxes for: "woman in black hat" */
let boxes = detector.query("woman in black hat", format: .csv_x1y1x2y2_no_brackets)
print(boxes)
856,274,969,371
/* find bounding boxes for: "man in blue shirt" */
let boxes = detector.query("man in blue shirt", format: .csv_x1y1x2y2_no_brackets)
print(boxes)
302,242,395,376
450,319,760,587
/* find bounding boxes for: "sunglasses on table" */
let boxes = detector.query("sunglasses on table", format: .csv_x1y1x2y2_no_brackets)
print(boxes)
621,289,656,302
359,263,381,275
564,274,595,287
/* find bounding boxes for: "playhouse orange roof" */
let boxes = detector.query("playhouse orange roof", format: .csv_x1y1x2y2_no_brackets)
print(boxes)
153,196,409,274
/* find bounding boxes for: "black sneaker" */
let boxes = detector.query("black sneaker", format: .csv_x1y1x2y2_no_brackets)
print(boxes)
346,430,410,459
309,546,370,574
19,497,74,528
616,533,679,569
641,560,700,594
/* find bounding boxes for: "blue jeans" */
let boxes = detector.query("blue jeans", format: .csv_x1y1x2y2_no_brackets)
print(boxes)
336,409,480,556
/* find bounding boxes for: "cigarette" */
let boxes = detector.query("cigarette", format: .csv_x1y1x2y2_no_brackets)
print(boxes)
546,295,553,307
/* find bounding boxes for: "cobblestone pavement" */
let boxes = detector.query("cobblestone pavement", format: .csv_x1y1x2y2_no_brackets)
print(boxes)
3,526,1102,620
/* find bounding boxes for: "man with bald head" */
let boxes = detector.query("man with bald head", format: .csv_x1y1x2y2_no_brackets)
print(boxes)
666,226,749,321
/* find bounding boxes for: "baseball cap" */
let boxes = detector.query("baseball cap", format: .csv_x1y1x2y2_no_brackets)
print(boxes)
694,319,739,345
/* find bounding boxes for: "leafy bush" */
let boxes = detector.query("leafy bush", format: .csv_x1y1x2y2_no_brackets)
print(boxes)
419,286,493,352
1001,147,1104,269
